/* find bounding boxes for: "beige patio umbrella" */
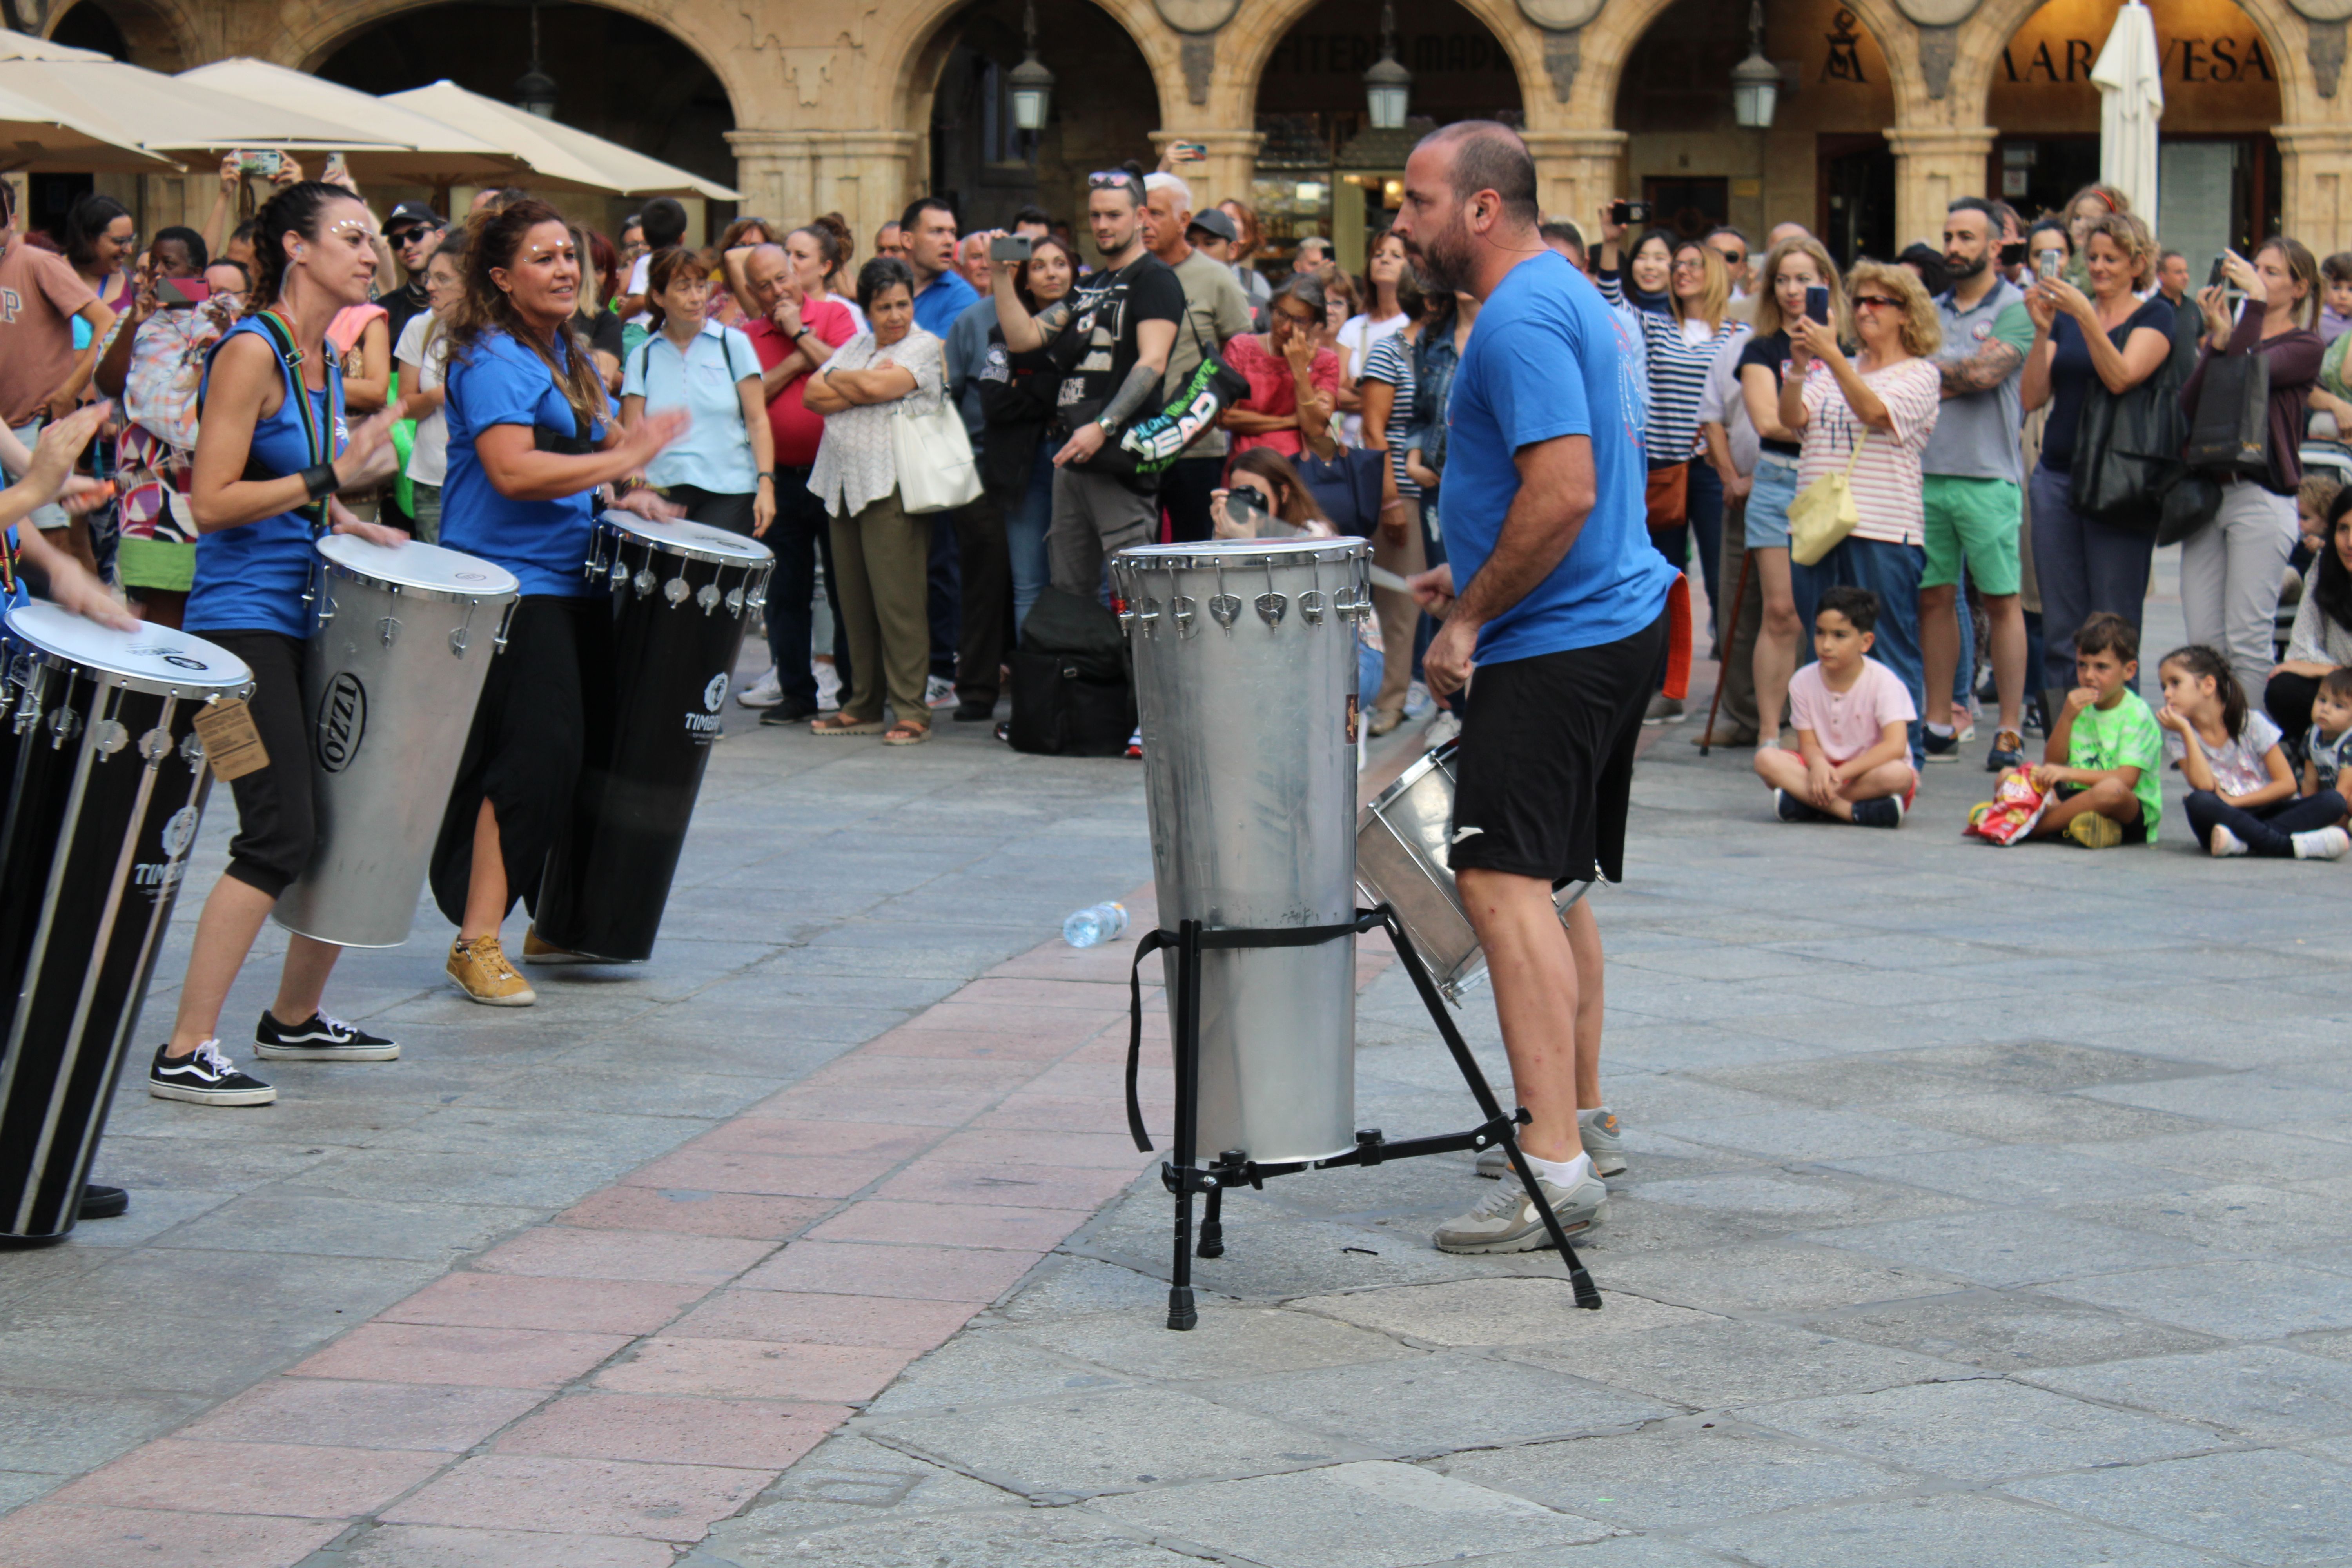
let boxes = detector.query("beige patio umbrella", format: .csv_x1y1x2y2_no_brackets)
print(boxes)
2091,0,2164,231
177,59,528,185
0,80,183,172
0,29,409,158
384,80,740,200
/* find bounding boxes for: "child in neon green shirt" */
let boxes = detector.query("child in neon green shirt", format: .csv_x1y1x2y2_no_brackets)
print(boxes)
2029,612,2162,847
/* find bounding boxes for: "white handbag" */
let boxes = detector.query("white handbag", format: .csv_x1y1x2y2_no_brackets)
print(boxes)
891,387,984,515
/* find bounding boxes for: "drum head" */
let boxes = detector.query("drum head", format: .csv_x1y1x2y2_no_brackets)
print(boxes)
317,535,521,599
601,514,774,568
1116,537,1368,571
5,603,254,695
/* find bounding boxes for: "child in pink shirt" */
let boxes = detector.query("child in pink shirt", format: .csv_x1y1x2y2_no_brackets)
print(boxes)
1755,586,1918,828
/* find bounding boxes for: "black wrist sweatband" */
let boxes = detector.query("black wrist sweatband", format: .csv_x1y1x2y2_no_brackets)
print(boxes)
300,463,338,504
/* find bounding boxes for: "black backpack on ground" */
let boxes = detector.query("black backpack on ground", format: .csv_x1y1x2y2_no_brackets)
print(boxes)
1007,585,1134,757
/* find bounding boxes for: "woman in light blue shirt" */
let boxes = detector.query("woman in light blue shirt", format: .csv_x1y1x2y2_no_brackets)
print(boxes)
619,247,773,538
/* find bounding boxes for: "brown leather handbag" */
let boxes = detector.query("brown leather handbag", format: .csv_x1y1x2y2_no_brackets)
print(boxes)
1645,460,1690,531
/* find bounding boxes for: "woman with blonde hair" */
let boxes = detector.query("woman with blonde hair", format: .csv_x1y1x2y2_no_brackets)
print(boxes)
1781,259,1944,769
1740,233,1851,744
2021,209,2176,690
1597,214,1744,722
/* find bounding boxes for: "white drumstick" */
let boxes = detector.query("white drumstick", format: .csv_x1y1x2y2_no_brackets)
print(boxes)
1366,564,1414,595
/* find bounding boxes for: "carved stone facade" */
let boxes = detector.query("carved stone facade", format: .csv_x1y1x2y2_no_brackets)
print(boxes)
41,0,2352,257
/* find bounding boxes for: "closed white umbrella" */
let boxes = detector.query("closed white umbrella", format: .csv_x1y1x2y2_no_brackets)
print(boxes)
384,80,739,200
0,29,410,156
178,59,527,184
2090,0,2164,231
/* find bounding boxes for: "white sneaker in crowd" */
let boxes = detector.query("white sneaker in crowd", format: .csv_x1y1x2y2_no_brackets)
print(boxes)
2293,826,2351,860
737,668,783,710
925,674,958,708
1404,681,1432,718
814,662,842,712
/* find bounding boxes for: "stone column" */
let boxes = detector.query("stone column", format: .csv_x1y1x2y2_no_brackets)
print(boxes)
1148,129,1265,218
1886,127,1996,252
1523,130,1628,234
726,129,922,253
2278,125,2352,258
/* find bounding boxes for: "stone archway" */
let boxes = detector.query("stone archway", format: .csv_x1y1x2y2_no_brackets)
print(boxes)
41,0,200,69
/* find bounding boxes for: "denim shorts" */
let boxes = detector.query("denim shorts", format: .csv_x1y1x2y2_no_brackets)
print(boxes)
1745,453,1798,550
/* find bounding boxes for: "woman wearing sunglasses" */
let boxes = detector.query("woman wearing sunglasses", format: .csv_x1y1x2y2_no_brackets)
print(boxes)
1780,260,1945,769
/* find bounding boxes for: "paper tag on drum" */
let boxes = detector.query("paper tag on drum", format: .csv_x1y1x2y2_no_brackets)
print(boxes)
1346,693,1359,746
191,699,269,781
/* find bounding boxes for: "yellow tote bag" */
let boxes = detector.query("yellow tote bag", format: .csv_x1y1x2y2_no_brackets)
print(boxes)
1788,428,1868,568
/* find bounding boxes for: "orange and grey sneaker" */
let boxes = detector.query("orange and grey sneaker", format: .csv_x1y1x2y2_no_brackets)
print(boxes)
447,935,536,1006
521,927,595,965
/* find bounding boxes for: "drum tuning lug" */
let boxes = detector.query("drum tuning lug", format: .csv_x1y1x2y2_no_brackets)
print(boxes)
745,586,768,612
664,576,691,607
1298,590,1327,625
494,598,519,653
180,731,205,767
633,568,657,598
1117,609,1135,637
46,704,80,749
448,626,471,657
94,719,129,757
377,616,401,649
609,562,629,587
1171,596,1198,637
1136,597,1162,638
1208,593,1242,632
725,586,745,616
139,726,172,760
697,584,721,615
1254,592,1287,628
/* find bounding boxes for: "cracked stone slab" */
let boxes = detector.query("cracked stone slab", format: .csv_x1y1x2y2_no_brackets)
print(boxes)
1734,1377,2217,1481
1590,1241,1957,1316
2005,1448,2352,1566
1506,1318,1971,1409
1792,1209,2213,1289
1438,1424,1904,1533
862,1332,1128,1416
2019,1344,2352,1443
1689,1490,2241,1568
859,1385,1365,1500
1798,1290,2225,1370
2036,1260,2352,1339
1288,1281,1713,1348
1087,1461,1614,1568
680,1505,1217,1568
692,1431,1020,1541
1001,1303,1419,1382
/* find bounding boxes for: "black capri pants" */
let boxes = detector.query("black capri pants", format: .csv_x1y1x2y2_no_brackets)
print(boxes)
202,629,317,901
430,595,610,925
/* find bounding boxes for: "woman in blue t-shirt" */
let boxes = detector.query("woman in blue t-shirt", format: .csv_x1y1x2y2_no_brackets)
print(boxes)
2021,212,2176,694
0,403,132,624
429,199,685,1005
157,181,407,1108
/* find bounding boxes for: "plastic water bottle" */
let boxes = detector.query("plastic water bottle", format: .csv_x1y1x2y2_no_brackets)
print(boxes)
1063,901,1130,948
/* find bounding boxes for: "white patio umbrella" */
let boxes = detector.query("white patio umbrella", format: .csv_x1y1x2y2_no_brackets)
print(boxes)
177,59,527,185
2090,0,2164,231
0,29,409,158
0,80,183,172
384,80,740,200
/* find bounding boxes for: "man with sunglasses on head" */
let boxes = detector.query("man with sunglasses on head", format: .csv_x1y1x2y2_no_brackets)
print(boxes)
379,202,446,350
993,160,1181,597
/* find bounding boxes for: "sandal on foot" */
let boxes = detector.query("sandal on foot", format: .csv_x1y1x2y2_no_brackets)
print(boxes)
882,721,930,746
811,712,885,736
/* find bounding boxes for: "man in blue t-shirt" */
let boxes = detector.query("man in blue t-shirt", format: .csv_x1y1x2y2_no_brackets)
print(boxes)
1393,121,1678,1257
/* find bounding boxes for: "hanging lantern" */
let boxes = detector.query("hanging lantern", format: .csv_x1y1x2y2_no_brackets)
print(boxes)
1364,1,1412,131
514,4,558,118
1009,0,1055,133
1730,0,1779,129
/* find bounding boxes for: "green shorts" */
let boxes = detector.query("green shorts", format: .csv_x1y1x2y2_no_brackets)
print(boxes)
1921,475,2021,595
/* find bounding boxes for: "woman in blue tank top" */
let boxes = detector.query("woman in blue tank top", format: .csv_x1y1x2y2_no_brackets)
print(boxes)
429,200,685,1005
154,182,408,1109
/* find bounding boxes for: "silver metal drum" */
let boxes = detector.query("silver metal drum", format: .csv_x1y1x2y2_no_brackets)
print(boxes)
1356,737,1590,1004
0,606,251,1238
273,536,519,947
1112,537,1371,1167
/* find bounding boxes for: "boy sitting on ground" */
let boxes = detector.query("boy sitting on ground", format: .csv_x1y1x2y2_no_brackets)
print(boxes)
1755,586,1916,828
2303,665,2352,813
2026,611,2161,848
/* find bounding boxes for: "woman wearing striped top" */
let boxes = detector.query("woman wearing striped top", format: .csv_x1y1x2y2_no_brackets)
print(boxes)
1781,260,1944,769
1597,218,1742,722
1359,301,1425,735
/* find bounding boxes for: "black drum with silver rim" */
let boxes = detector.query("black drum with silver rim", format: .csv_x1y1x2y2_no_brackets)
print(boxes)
1355,735,1591,1004
533,514,774,962
0,605,252,1239
274,535,521,948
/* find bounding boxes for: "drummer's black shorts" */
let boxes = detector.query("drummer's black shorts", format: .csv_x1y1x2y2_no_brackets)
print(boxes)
1450,610,1667,888
200,630,314,900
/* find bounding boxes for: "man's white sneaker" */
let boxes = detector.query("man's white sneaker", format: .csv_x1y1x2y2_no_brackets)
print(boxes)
1433,1168,1608,1253
814,662,842,712
925,674,957,708
737,668,784,709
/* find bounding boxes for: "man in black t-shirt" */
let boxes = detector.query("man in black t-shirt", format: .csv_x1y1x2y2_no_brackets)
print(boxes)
993,162,1182,595
379,202,446,351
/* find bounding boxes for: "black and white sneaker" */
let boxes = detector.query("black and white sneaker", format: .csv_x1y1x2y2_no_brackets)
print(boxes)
149,1040,277,1105
254,1009,399,1062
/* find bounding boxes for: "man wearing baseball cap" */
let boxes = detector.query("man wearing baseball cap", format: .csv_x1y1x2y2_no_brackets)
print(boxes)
380,201,447,348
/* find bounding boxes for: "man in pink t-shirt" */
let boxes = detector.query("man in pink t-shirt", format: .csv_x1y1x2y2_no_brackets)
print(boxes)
738,241,857,722
1754,584,1918,827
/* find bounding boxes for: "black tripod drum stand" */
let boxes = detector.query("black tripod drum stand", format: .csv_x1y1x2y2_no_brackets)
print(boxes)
1122,902,1603,1331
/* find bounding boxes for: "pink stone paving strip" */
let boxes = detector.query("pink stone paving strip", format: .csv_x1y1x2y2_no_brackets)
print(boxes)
0,897,1397,1566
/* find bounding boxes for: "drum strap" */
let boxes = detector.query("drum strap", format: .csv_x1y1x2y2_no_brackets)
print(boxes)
1122,917,1369,1154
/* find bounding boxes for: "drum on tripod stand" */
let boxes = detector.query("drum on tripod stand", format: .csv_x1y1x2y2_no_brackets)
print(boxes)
0,606,250,1239
1112,537,1372,1166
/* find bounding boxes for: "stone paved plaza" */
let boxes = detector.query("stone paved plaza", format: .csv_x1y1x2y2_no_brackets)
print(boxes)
9,564,2352,1566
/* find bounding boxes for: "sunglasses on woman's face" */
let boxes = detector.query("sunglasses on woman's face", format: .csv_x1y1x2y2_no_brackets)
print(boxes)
1852,294,1900,312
